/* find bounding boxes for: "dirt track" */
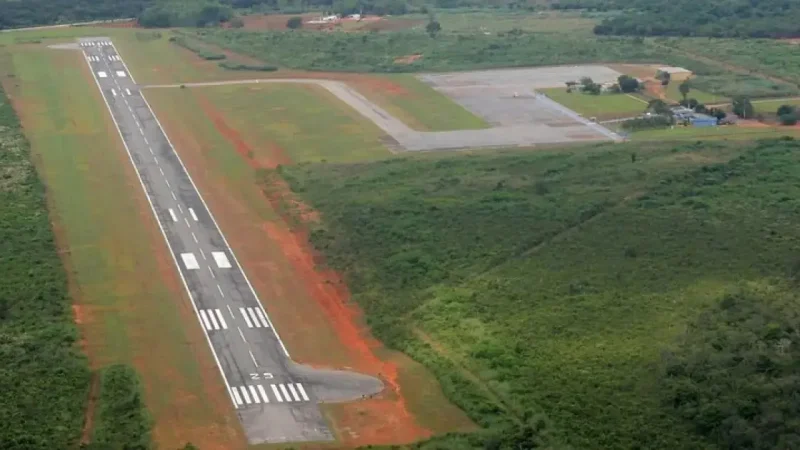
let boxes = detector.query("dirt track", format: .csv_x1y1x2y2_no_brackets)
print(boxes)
144,77,621,150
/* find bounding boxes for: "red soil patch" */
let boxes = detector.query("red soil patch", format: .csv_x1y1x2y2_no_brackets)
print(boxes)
261,221,432,447
736,119,772,128
194,92,292,168
348,74,410,97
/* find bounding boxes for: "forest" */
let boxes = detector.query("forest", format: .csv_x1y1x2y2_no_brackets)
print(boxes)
581,0,800,38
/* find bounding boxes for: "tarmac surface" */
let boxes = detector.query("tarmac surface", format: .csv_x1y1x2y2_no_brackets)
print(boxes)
144,66,623,151
78,37,383,445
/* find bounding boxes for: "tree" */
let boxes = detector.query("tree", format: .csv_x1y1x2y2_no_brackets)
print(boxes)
617,75,640,93
708,108,727,120
426,19,441,37
780,112,798,126
286,16,303,29
732,96,755,119
678,79,691,101
646,99,672,116
777,104,796,117
565,80,578,93
656,70,671,86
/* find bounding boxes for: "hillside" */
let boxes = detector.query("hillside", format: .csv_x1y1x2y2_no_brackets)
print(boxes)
281,139,800,448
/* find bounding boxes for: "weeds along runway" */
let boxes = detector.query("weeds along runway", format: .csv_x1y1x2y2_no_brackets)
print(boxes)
78,37,382,445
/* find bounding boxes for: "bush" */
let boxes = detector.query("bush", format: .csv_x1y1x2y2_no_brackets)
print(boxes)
170,35,226,60
780,112,798,126
621,115,673,131
777,104,796,117
218,61,277,71
286,16,303,29
92,365,152,450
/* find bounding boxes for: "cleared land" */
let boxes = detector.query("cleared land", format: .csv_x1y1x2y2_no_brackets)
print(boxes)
541,88,646,120
5,45,247,449
281,139,800,448
350,74,489,131
143,82,475,447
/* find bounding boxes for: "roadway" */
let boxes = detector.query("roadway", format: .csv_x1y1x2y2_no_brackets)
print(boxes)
78,37,382,445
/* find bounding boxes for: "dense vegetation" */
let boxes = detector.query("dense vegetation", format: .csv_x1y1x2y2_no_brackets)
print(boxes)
575,0,800,38
90,365,152,450
662,286,800,449
282,138,800,448
193,28,668,72
0,0,149,29
169,35,226,60
138,0,234,28
0,80,90,448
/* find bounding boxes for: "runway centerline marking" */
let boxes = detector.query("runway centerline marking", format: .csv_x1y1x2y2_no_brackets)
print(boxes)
153,156,158,165
249,350,259,367
200,248,207,260
184,217,190,228
226,304,234,318
207,266,215,278
238,327,247,343
217,284,224,297
171,191,177,200
165,179,171,188
159,167,164,176
177,204,183,214
191,232,198,243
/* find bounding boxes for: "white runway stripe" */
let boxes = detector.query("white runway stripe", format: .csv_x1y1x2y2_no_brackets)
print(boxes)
240,386,252,404
240,308,253,328
279,384,292,402
168,208,177,222
214,309,228,329
232,387,242,405
126,88,132,96
247,308,260,328
199,309,213,330
208,310,220,329
287,383,301,401
189,208,198,221
255,309,270,328
271,384,283,402
257,384,270,403
296,383,309,401
248,385,260,403
212,251,231,268
111,88,116,97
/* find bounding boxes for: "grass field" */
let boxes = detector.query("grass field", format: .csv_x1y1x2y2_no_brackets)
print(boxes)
148,83,390,164
4,46,246,449
281,138,800,448
751,97,800,115
352,74,489,131
541,88,646,120
433,11,598,35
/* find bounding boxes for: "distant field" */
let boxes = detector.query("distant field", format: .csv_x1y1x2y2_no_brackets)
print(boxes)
6,46,247,449
433,11,598,34
541,88,645,120
353,74,489,131
751,98,800,115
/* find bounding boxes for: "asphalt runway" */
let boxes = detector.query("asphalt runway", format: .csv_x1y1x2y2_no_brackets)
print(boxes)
78,37,382,445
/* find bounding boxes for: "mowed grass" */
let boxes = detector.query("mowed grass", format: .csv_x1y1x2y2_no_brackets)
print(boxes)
542,87,646,120
353,74,489,131
7,46,246,449
151,83,390,163
751,97,800,114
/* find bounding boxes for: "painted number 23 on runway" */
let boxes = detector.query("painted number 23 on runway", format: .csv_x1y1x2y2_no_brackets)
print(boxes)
250,372,274,380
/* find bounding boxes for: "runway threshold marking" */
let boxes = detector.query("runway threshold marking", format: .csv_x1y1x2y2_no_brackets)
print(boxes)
199,309,228,330
239,307,269,328
239,307,253,328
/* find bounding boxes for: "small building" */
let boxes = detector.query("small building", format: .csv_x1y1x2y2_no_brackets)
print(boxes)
690,114,718,128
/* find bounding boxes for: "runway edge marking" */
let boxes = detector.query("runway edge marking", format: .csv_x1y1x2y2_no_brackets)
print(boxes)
111,41,292,358
81,41,240,408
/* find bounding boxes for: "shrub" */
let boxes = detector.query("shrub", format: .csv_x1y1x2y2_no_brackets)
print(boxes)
91,365,152,449
286,16,303,29
780,112,798,126
218,61,278,71
621,115,673,131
